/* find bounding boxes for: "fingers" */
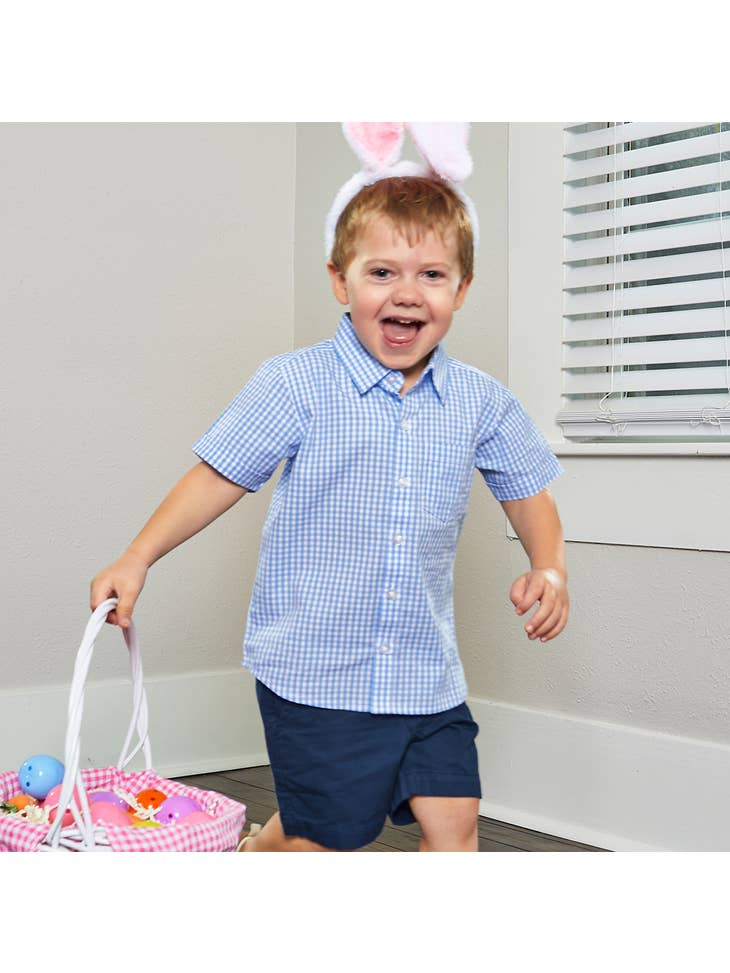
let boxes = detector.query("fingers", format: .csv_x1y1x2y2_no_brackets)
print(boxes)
512,574,543,616
93,595,134,629
115,598,136,629
526,600,568,643
90,578,117,625
511,570,569,643
509,574,531,611
522,584,556,636
90,563,145,629
545,605,569,642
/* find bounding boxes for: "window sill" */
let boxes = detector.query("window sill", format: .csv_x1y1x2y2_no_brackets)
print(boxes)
550,442,730,457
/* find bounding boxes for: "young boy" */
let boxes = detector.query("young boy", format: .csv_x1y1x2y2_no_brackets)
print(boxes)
90,169,568,853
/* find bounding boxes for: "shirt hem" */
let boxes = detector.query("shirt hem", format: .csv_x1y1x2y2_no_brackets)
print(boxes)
244,661,467,717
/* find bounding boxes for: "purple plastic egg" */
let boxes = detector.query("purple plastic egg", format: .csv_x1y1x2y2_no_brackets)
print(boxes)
88,790,128,809
155,795,202,825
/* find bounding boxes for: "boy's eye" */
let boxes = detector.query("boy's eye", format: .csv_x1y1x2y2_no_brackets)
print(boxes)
423,270,444,280
370,268,391,279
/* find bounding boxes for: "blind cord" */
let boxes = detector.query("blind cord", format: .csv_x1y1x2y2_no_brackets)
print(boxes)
597,122,628,434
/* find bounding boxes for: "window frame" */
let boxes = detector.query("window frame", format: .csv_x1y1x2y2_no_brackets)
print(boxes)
506,123,730,551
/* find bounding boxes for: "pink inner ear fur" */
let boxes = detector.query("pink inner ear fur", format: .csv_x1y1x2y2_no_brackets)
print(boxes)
347,123,403,168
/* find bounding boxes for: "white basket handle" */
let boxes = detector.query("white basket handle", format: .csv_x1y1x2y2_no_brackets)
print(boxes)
45,599,153,849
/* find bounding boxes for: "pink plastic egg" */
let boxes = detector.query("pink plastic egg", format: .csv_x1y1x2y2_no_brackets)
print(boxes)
44,783,85,827
176,811,215,827
89,801,133,827
88,790,128,809
154,795,202,825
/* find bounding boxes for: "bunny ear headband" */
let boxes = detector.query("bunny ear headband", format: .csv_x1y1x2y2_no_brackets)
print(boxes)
325,122,479,261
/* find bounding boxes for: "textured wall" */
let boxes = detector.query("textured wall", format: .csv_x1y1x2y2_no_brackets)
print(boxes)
0,123,296,689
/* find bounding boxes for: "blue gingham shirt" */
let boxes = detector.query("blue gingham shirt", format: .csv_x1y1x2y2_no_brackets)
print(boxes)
193,313,563,714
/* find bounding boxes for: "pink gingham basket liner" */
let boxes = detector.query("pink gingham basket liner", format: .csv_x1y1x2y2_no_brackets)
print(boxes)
0,767,246,852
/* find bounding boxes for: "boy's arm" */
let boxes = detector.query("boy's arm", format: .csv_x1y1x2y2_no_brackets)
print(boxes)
90,461,247,629
499,488,569,643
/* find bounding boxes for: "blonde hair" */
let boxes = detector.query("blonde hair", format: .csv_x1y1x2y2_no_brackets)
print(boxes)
330,176,474,280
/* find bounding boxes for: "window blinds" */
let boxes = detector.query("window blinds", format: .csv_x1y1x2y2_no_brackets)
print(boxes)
560,123,730,440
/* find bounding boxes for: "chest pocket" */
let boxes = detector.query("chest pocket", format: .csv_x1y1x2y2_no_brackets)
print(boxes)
419,439,475,524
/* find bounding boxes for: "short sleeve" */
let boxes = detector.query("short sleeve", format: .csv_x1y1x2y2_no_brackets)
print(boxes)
475,384,563,501
192,356,303,492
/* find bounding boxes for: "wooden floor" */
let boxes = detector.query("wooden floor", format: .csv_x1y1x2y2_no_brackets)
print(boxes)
174,765,607,852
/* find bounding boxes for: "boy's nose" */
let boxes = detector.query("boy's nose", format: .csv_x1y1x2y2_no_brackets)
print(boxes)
392,281,423,305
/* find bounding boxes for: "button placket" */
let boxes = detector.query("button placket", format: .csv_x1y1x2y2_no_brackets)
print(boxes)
373,397,413,669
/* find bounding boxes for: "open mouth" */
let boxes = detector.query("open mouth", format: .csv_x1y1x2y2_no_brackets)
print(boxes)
380,317,425,346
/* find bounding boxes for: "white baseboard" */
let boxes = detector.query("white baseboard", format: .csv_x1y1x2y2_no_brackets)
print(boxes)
0,667,268,782
7,673,726,851
468,694,730,852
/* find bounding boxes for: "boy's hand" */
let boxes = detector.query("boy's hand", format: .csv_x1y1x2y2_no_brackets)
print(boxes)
90,548,149,629
510,568,568,643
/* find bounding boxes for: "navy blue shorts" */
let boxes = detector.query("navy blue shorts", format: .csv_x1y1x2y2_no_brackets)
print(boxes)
255,680,481,850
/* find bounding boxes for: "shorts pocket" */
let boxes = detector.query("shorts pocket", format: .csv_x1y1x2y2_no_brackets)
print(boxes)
419,439,474,524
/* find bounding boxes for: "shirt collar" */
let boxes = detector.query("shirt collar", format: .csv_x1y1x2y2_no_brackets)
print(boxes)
332,313,448,404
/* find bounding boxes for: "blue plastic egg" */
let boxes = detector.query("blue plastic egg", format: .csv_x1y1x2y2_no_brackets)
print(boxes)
18,754,65,800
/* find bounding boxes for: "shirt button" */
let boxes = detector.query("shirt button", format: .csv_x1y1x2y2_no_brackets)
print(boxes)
401,420,412,431
386,589,398,600
396,476,411,489
393,533,405,545
378,644,393,655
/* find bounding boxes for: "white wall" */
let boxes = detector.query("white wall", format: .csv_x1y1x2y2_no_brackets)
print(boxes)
0,124,294,774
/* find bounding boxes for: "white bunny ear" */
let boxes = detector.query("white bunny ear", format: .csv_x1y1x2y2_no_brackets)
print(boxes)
406,123,473,183
343,123,404,171
326,121,480,260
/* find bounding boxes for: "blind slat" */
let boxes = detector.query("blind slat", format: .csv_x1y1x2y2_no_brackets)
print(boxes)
564,249,726,289
564,159,730,209
565,188,730,237
564,122,712,155
565,216,726,261
565,130,730,182
566,335,730,368
564,277,727,315
563,122,717,155
564,306,729,341
564,364,729,395
558,392,730,415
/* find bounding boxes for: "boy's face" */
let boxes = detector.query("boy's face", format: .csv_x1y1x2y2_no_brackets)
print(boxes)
328,216,472,392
